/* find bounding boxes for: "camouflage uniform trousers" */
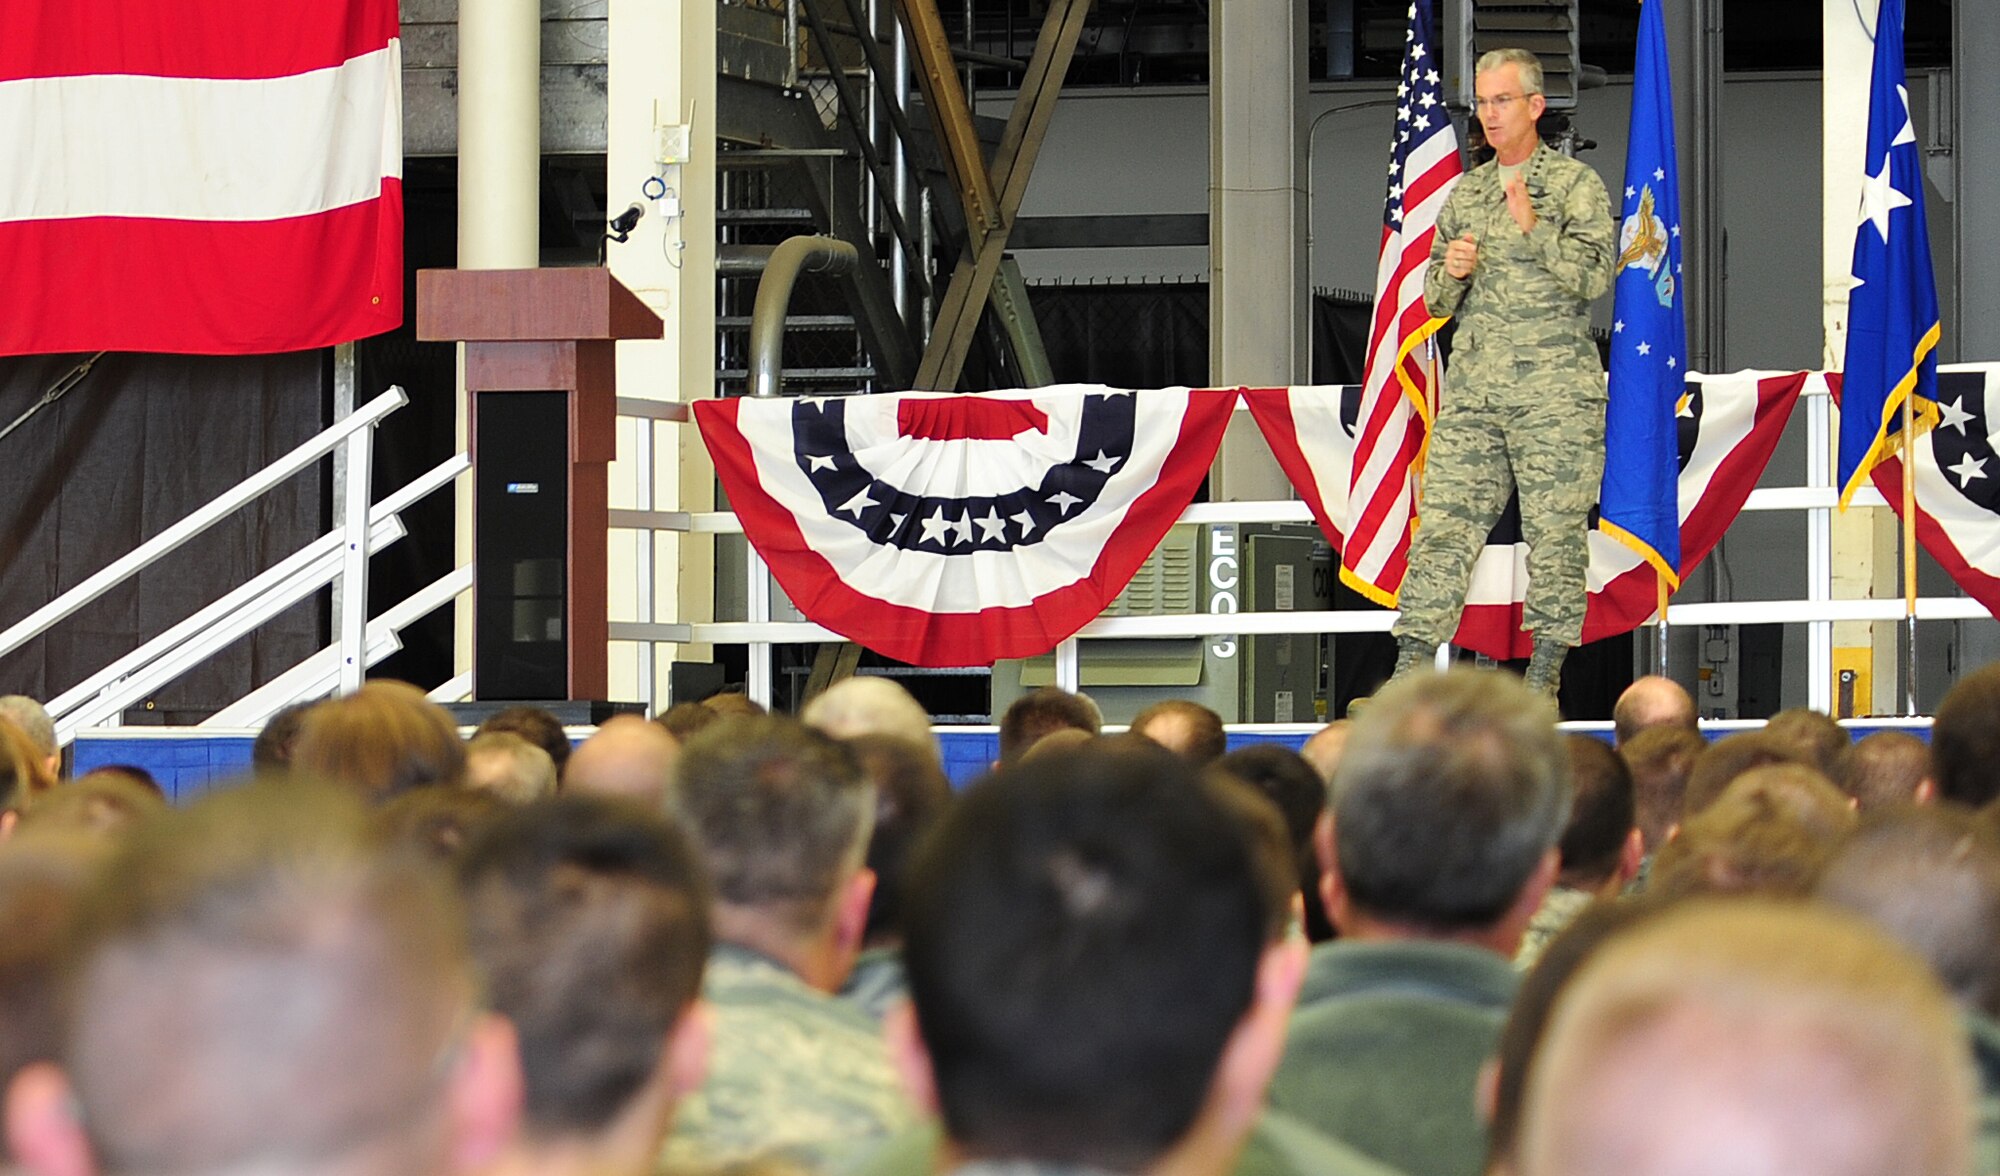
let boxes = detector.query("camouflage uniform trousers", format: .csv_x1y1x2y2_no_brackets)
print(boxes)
1393,369,1605,648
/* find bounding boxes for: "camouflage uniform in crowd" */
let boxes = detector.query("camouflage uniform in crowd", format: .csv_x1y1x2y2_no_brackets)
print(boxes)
660,944,916,1173
1394,141,1616,655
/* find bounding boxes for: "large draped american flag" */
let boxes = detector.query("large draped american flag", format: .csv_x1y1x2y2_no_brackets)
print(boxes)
0,0,404,355
1346,0,1463,607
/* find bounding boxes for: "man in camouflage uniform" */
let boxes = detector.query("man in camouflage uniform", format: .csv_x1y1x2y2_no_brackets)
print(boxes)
659,716,915,1173
1391,46,1617,696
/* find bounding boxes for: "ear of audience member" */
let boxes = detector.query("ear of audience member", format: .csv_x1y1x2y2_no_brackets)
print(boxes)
1616,726,1706,853
1762,706,1850,777
4,779,521,1176
291,680,468,802
1609,676,1696,746
841,734,953,1022
1678,729,1808,820
564,715,681,808
1217,744,1335,943
376,785,512,864
802,678,940,766
1835,729,1935,810
1517,900,1973,1176
474,706,573,783
457,795,713,1176
1298,720,1352,789
464,732,558,804
995,687,1102,766
0,719,59,837
1131,699,1228,766
656,702,721,743
251,701,318,774
1516,737,1639,969
17,773,167,840
1273,668,1569,1176
892,745,1307,1176
0,696,61,782
1932,662,2000,809
660,715,914,1171
1650,763,1856,899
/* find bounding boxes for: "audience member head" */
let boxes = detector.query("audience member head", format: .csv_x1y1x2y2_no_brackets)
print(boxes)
1617,725,1705,851
473,707,572,783
996,688,1103,765
1517,901,1973,1176
1322,668,1569,951
251,701,317,774
1298,720,1353,788
564,716,681,809
292,680,467,802
6,780,520,1176
802,678,938,765
1680,730,1808,819
457,796,712,1164
1931,662,2000,808
847,733,953,946
1763,707,1849,777
376,785,511,864
1216,744,1331,940
1610,676,1696,746
17,773,166,840
1130,699,1227,766
463,732,558,805
0,696,60,781
701,692,766,719
654,702,720,743
894,746,1303,1173
1651,763,1856,898
668,716,875,992
1818,805,2000,1019
0,719,58,835
1554,736,1640,892
1834,729,1934,810
1019,727,1094,764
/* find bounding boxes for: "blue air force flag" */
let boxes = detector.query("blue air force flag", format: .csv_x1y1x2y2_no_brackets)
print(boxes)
1601,0,1686,583
1838,0,1941,507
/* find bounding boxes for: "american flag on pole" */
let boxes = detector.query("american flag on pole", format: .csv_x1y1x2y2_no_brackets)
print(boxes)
1347,0,1464,606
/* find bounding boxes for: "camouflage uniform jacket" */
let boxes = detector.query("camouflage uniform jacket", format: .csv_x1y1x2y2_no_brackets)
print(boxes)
1422,142,1615,399
660,943,917,1174
1512,884,1595,971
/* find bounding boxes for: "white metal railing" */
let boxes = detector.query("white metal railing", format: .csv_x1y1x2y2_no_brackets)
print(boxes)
24,388,472,746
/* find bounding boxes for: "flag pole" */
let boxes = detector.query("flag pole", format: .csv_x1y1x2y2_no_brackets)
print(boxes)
1902,391,1919,715
1655,571,1670,676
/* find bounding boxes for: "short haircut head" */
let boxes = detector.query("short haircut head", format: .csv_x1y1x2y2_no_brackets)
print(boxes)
1330,668,1570,931
1681,730,1808,819
0,834,113,1160
1618,726,1706,848
250,701,316,773
464,732,559,804
1476,46,1544,96
458,795,712,1138
292,680,467,801
474,706,573,779
1556,735,1635,887
375,784,511,864
1298,720,1353,788
997,688,1103,764
1652,763,1856,898
18,773,166,839
0,719,56,814
802,677,938,763
669,715,874,934
654,702,720,743
847,732,954,942
902,747,1275,1169
563,716,680,808
1520,900,1974,1176
0,696,56,760
1130,700,1227,766
58,779,479,1175
1932,662,2000,808
1764,707,1850,777
1834,730,1932,810
1819,805,2000,1018
1215,744,1326,932
1611,676,1696,746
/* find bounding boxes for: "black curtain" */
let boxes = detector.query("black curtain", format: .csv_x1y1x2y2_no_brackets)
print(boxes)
0,353,324,720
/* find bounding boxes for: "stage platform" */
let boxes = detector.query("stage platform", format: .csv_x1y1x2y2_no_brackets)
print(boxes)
70,718,1940,802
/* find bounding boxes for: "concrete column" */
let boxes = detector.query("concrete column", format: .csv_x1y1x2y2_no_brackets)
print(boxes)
1666,0,1724,369
1209,2,1306,503
455,0,541,680
1824,0,1897,713
606,0,718,703
1949,0,2000,677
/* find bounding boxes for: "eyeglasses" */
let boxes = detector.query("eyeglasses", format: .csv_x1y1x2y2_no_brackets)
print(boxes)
1474,93,1525,113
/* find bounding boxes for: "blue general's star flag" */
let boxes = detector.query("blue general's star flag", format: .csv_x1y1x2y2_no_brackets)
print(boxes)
1838,0,1941,508
1601,0,1684,586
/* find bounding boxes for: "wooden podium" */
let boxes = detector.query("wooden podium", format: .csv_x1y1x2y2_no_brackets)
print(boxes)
416,268,662,701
